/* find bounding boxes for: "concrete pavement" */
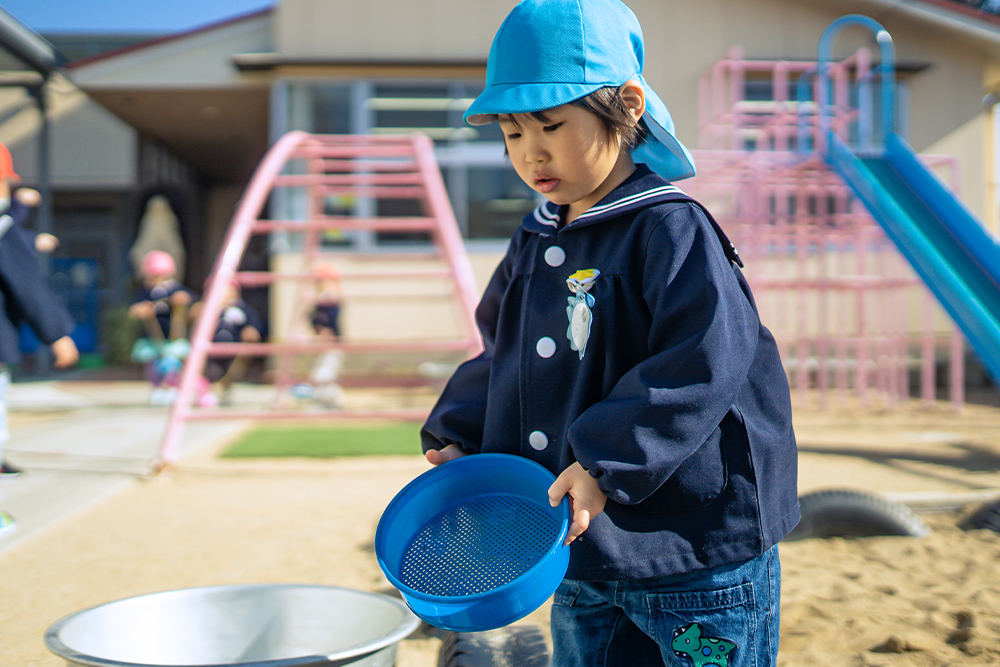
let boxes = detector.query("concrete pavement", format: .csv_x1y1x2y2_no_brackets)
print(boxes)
0,378,251,554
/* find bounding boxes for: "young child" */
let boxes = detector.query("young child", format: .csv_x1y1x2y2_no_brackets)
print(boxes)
128,250,195,404
420,1,799,665
310,262,343,340
0,154,79,536
192,279,263,405
307,263,345,408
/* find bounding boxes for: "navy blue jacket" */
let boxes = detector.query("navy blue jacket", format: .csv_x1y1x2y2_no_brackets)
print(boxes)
422,165,799,581
0,202,76,365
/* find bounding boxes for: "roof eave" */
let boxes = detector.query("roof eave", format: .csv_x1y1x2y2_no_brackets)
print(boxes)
0,6,60,77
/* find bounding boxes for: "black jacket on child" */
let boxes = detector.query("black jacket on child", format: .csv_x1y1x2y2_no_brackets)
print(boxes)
0,200,75,365
422,165,800,581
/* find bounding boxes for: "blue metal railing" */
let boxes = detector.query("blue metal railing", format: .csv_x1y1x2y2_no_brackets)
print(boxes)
816,15,896,155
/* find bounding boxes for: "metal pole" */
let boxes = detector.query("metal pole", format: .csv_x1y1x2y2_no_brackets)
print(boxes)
30,82,53,374
30,84,52,236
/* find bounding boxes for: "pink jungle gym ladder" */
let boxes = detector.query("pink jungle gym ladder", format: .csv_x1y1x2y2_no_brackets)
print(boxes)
156,132,482,468
684,42,964,411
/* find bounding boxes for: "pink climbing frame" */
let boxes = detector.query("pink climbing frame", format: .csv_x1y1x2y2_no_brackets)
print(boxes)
155,132,482,468
684,45,964,411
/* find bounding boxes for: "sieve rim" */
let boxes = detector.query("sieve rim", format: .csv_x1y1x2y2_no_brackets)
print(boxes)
376,454,570,604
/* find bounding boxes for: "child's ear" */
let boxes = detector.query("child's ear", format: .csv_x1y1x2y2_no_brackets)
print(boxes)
618,80,646,124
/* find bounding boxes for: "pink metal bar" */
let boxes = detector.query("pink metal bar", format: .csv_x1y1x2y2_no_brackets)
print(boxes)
412,133,483,356
233,269,455,286
951,324,964,409
251,218,436,232
288,145,420,159
182,408,431,421
203,339,474,356
314,185,428,199
273,173,424,186
252,218,437,233
316,159,419,171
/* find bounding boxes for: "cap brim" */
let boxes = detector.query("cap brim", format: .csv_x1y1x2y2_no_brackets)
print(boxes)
464,77,696,182
464,82,605,125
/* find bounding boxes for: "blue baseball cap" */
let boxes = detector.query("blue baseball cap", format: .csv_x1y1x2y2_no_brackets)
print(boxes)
464,0,696,182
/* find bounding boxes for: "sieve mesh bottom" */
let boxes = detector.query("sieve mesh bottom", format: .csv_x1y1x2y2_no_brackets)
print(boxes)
398,494,560,597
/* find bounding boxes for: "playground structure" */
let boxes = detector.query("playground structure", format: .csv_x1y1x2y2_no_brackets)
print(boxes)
155,15,1000,467
818,17,1000,390
683,15,1000,411
156,133,482,466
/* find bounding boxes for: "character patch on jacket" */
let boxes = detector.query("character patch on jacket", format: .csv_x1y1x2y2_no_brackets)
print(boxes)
565,268,599,359
671,622,736,667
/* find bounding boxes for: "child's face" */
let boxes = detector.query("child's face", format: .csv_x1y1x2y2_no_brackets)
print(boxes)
500,104,634,223
144,273,169,288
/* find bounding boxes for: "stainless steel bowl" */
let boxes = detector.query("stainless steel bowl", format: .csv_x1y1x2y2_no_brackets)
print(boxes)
44,584,420,667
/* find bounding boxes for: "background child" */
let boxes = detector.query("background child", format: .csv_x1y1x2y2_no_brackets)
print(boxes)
303,262,345,408
192,279,263,405
0,148,79,536
128,250,196,404
420,1,799,665
310,262,343,340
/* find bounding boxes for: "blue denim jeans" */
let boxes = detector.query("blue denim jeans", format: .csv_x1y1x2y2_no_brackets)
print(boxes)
550,546,781,667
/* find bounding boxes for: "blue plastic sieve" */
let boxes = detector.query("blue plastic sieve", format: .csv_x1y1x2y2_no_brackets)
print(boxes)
376,453,570,632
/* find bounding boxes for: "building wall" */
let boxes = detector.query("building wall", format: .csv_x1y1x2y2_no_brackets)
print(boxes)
275,0,514,60
0,77,135,188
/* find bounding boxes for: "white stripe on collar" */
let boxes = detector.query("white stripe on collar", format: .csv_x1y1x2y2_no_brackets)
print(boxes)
574,185,686,222
0,215,13,240
539,202,560,220
532,204,559,228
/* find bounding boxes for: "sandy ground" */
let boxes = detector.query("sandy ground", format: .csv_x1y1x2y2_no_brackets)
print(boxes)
2,397,1000,666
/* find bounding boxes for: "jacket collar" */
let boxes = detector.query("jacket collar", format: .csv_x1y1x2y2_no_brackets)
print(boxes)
521,164,689,235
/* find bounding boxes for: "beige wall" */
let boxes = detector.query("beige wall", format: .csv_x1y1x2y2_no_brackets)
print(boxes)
275,0,515,60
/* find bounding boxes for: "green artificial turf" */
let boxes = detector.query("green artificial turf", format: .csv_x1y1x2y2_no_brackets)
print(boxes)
219,422,423,458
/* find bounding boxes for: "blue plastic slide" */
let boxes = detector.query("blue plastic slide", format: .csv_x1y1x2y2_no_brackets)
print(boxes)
826,131,1000,385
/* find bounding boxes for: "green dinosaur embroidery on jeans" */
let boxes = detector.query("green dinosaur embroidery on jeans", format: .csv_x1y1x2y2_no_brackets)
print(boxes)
671,623,736,667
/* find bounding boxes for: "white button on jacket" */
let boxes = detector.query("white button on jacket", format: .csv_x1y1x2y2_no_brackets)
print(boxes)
528,430,549,450
536,337,556,358
544,246,566,267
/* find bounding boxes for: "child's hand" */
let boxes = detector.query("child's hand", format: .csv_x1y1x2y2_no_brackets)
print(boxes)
50,335,79,369
548,462,607,545
34,232,58,253
129,301,155,320
425,444,467,466
241,327,262,343
15,187,41,207
170,290,192,307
